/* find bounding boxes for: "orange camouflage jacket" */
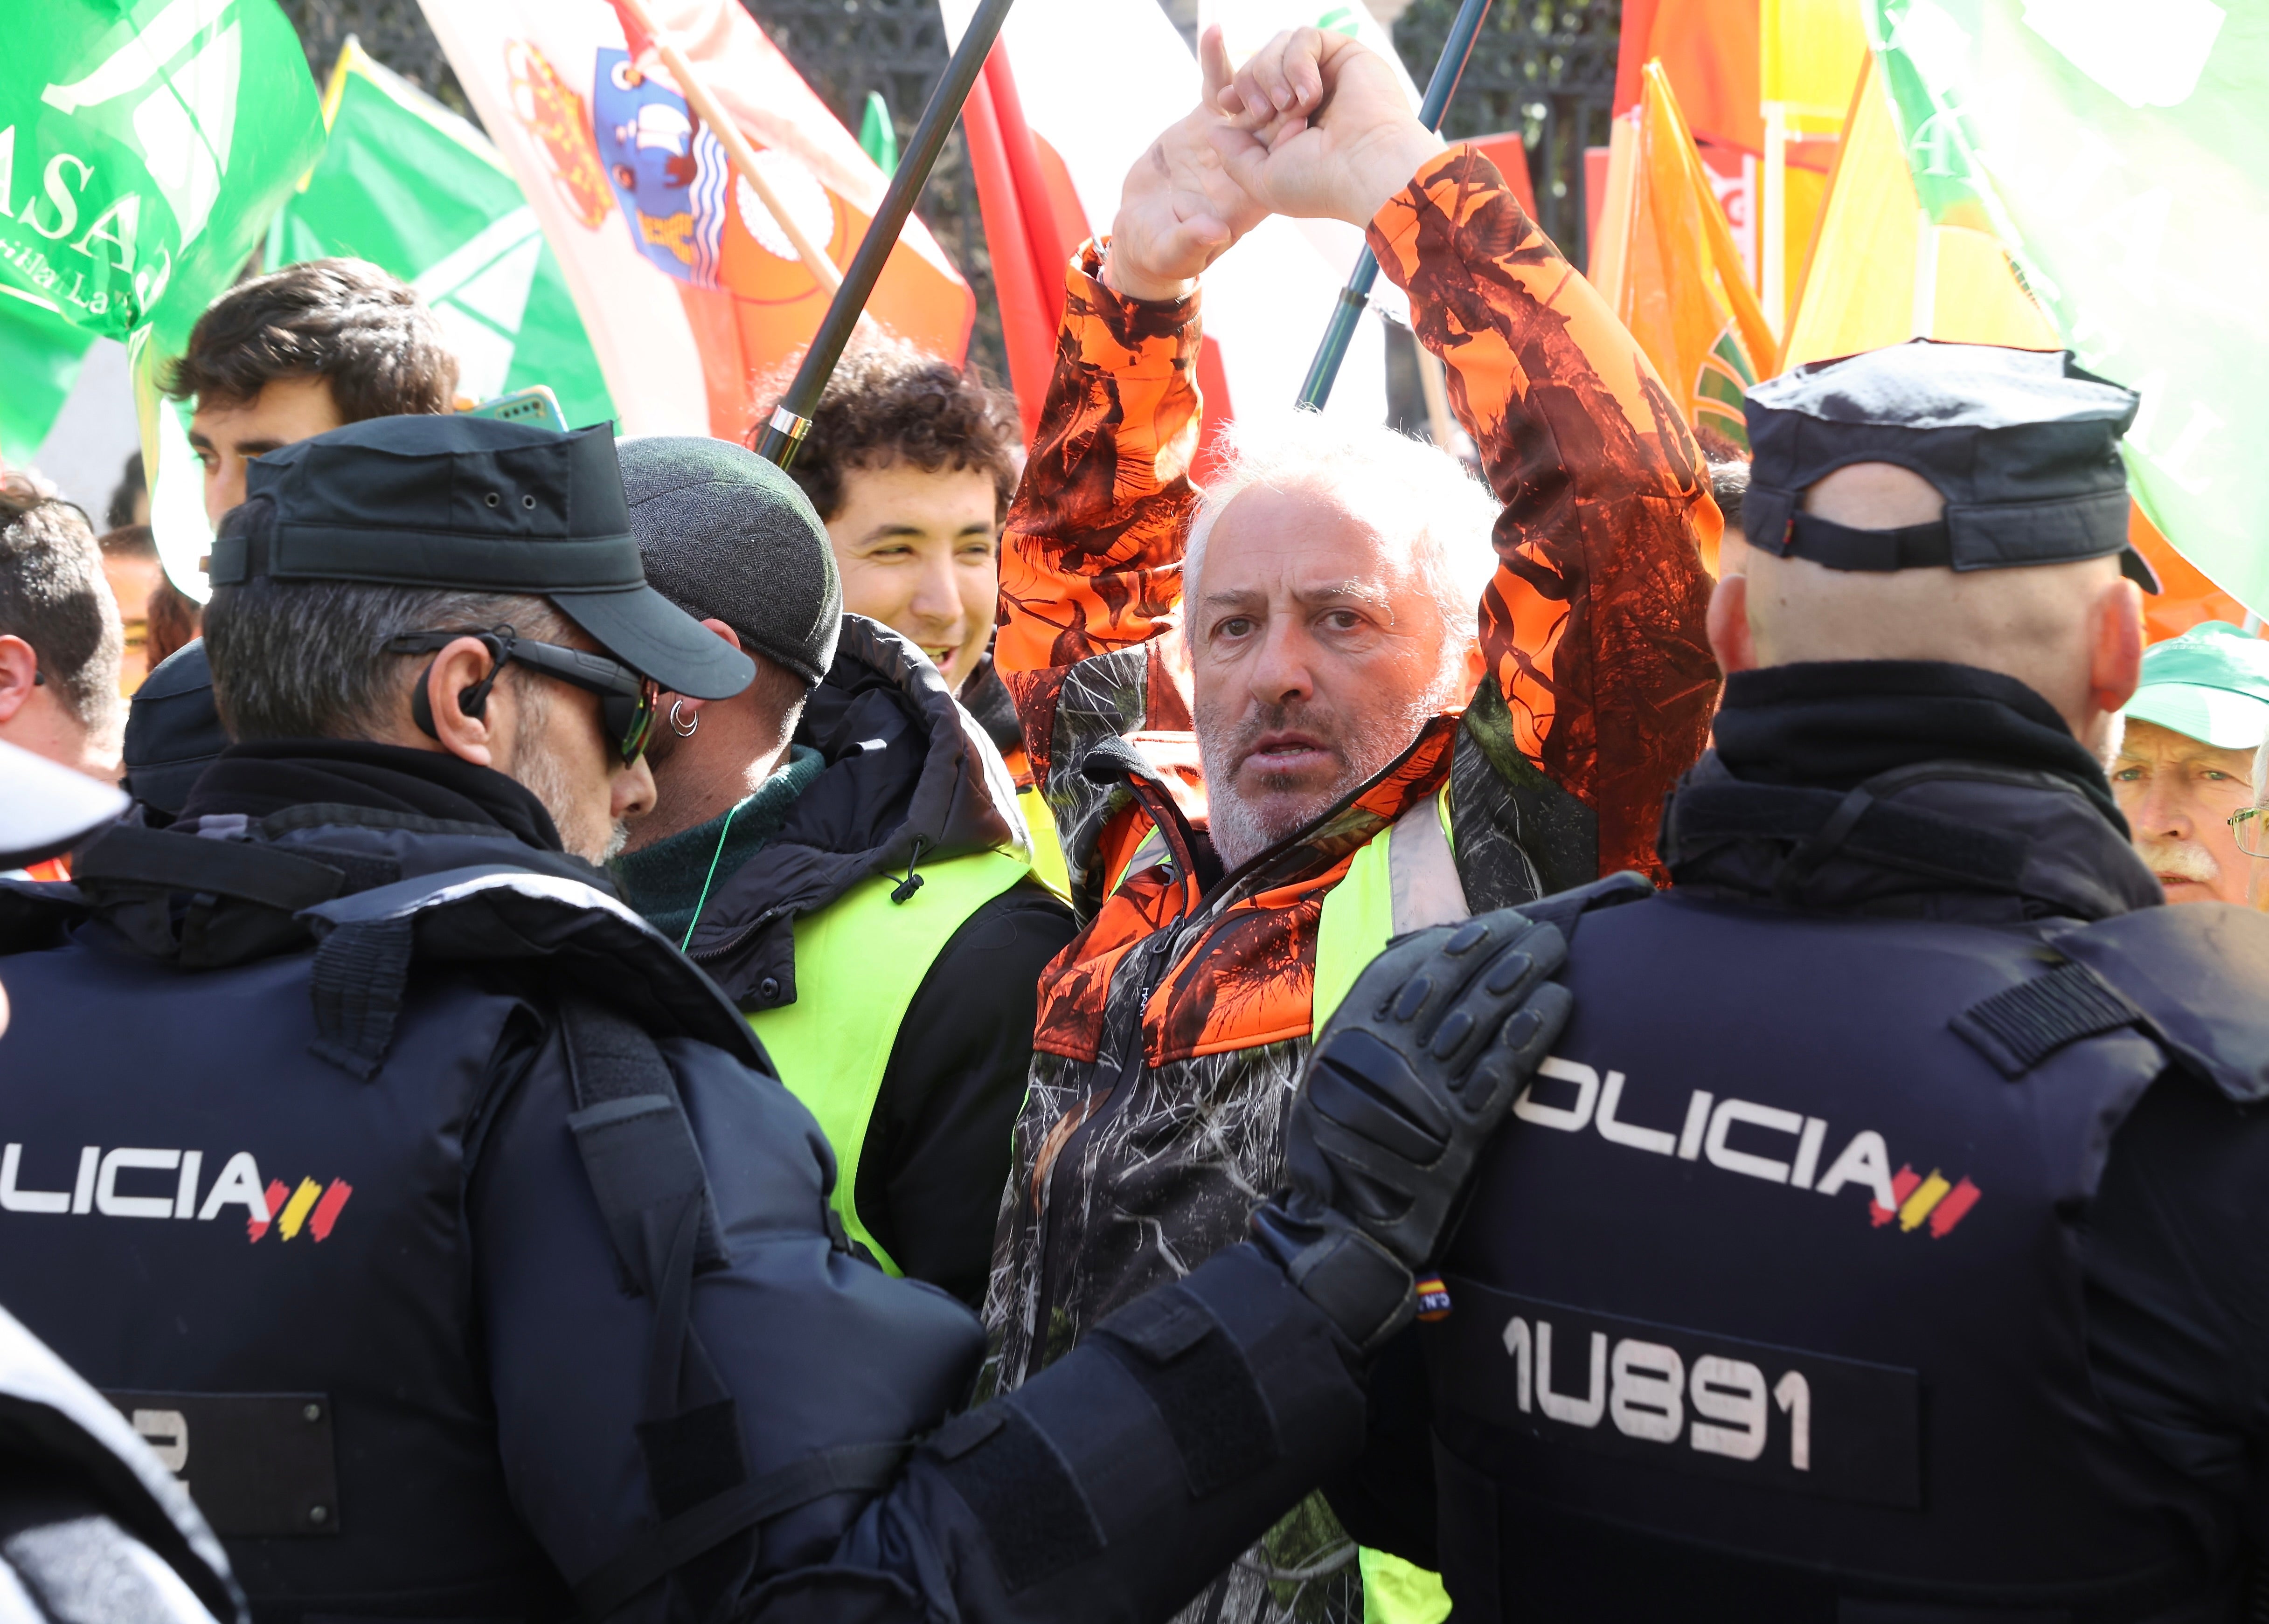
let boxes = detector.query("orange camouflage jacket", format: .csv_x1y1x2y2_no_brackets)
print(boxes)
983,147,1720,1612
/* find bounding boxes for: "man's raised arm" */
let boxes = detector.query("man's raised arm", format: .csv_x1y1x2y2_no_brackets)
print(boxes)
1218,29,1722,881
992,68,1266,912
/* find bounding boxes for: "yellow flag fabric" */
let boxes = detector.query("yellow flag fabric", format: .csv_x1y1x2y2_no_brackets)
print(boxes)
1761,0,1870,134
1782,56,2058,369
1591,62,1780,452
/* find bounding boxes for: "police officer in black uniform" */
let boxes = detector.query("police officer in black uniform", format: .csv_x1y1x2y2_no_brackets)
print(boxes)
0,413,1575,1624
1336,338,2269,1622
0,743,240,1623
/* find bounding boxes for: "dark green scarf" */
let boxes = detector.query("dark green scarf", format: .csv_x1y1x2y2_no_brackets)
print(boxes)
613,744,825,944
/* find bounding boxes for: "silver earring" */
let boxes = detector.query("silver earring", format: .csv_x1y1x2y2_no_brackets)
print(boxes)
669,698,700,738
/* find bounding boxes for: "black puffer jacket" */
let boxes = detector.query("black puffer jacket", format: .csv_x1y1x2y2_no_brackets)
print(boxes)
678,617,1075,1303
0,744,1368,1624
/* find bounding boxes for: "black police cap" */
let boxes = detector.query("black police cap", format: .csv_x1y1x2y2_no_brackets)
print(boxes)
206,415,755,698
122,639,227,818
1742,339,2158,592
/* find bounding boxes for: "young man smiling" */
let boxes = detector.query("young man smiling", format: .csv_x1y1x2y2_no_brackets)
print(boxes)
774,338,1018,699
771,338,1069,891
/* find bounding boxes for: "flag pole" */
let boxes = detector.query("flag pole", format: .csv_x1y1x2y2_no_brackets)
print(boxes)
756,0,1018,468
1296,0,1492,412
613,0,844,296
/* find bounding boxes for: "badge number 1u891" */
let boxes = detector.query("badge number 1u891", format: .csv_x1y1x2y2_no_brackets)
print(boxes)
1430,1282,1920,1508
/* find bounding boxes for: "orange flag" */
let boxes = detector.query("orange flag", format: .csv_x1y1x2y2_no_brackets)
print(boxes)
1592,62,1779,454
421,0,974,442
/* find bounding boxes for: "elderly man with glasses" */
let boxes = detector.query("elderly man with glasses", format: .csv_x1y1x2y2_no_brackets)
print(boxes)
2113,620,2269,905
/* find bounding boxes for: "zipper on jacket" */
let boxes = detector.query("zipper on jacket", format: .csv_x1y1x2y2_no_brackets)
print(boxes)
1026,923,1178,1381
1018,722,1453,1378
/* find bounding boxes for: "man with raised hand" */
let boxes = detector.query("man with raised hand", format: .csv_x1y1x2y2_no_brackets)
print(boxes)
984,24,1719,1620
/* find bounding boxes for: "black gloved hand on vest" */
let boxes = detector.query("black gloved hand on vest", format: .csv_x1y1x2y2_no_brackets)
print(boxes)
1250,909,1572,1356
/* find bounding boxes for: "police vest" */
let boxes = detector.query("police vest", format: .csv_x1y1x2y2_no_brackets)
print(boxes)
0,836,792,1623
1425,887,2262,1623
752,847,1032,1273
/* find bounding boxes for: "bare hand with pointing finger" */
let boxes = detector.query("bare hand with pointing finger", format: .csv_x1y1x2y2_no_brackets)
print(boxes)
1100,26,1273,302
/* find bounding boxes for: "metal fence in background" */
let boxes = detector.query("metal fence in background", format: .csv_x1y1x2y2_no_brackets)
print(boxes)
275,0,474,116
1393,0,1621,272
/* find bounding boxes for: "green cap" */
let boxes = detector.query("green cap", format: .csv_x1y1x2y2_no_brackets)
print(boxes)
2123,620,2269,749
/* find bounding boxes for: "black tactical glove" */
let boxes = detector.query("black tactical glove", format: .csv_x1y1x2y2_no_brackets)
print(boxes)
1251,909,1572,1355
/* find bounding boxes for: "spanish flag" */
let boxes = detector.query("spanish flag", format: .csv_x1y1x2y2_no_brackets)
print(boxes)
1590,61,1779,453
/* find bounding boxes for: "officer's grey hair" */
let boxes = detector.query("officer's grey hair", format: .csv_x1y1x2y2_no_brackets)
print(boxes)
203,578,572,742
1184,415,1499,688
2254,726,2269,807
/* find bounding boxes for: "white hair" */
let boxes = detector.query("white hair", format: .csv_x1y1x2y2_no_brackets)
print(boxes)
1183,414,1499,684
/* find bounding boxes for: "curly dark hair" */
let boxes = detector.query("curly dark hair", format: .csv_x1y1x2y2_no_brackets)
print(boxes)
763,338,1020,525
165,257,457,420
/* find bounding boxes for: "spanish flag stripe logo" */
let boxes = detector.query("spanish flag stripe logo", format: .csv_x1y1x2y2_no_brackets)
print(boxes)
249,1179,292,1243
246,1175,354,1244
1896,1171,1953,1232
1927,1177,1983,1238
308,1180,354,1243
1869,1163,1980,1238
277,1179,325,1242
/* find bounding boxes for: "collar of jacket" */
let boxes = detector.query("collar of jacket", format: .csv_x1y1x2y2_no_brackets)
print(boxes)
679,614,1026,1009
1662,662,2160,922
0,802,613,970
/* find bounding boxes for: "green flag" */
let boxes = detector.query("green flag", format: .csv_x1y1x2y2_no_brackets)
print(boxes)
859,90,898,174
0,300,95,468
0,0,323,591
272,40,615,431
1868,0,2269,611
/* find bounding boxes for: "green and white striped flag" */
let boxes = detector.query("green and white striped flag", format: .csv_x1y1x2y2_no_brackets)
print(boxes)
271,39,615,430
1869,0,2269,610
0,0,323,591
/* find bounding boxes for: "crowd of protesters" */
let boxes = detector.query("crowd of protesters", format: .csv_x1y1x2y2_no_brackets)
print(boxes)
4,22,2269,1624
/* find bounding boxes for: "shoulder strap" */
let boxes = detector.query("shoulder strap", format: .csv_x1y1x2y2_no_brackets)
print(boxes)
555,997,908,1618
1951,903,2269,1102
298,866,765,1079
569,1441,910,1619
1515,871,1656,943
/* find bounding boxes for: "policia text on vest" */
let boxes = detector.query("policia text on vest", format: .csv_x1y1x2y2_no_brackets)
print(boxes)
0,1144,320,1233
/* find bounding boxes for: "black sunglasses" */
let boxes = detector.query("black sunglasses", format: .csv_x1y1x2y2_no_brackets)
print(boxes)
387,626,659,765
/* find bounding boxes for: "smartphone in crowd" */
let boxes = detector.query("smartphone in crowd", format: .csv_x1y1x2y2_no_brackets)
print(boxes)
461,385,570,434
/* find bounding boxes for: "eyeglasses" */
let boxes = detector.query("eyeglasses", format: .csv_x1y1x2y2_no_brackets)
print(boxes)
2229,805,2269,859
387,626,659,765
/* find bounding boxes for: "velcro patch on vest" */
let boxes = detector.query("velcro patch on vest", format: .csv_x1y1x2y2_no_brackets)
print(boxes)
1951,961,2144,1078
102,1390,340,1538
1095,1285,1279,1497
1429,1284,1920,1509
931,1403,1105,1593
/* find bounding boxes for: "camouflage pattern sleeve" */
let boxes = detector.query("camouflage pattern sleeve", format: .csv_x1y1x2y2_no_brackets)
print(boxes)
1369,145,1722,884
992,240,1201,795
